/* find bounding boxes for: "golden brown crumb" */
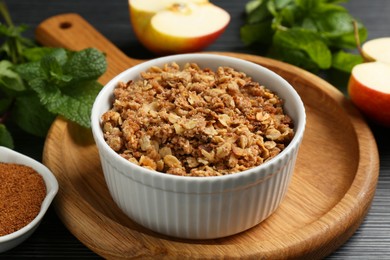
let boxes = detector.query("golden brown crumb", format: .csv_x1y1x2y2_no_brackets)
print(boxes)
101,62,294,177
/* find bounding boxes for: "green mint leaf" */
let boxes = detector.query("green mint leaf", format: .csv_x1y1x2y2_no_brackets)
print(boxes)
300,17,317,31
1,7,109,141
269,44,319,71
44,48,69,66
273,28,332,69
246,0,272,24
240,21,273,46
64,48,107,81
0,21,35,64
15,60,45,82
332,50,363,73
22,73,103,129
28,78,60,108
327,19,367,49
15,48,70,83
0,60,25,92
278,4,299,27
42,55,65,80
295,0,320,11
16,47,106,128
38,80,103,128
274,0,293,9
63,80,103,128
22,47,56,62
0,23,10,36
241,0,366,75
245,0,263,14
12,95,56,137
315,2,347,12
39,48,69,82
305,8,367,49
0,123,14,149
296,3,347,31
266,0,277,17
41,55,73,85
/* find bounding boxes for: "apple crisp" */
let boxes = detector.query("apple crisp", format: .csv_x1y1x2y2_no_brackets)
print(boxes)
101,62,294,176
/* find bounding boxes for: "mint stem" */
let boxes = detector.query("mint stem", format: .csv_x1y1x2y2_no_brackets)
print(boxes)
0,0,13,27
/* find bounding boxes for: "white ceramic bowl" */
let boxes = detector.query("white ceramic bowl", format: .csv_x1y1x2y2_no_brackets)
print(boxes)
91,54,306,239
0,146,58,252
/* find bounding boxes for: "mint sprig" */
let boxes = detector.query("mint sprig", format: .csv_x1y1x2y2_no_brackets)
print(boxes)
0,1,107,148
16,48,106,128
240,0,367,72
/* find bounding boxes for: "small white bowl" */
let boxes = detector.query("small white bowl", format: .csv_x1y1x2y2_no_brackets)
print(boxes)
91,54,306,239
0,146,58,253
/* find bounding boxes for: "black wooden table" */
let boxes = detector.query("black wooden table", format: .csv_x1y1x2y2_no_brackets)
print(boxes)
2,0,390,258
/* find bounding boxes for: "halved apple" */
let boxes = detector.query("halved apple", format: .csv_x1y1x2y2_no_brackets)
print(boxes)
129,0,230,55
348,61,390,127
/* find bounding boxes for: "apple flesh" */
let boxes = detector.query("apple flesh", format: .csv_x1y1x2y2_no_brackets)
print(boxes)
348,61,390,127
362,37,390,64
129,0,230,55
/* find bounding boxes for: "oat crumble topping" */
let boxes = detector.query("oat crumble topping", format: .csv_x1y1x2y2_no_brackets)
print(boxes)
101,62,294,177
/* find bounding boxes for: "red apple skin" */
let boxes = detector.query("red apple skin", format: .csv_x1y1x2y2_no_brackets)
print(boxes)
348,74,390,127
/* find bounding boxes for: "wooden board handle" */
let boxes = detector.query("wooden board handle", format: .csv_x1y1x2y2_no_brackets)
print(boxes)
35,13,142,84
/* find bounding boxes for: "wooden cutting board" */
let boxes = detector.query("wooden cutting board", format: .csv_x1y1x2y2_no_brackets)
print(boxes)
38,13,379,259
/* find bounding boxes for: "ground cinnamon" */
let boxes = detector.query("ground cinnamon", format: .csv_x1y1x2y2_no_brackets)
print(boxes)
0,163,46,236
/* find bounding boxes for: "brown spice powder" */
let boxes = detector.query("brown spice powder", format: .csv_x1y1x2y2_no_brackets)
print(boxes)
0,163,46,236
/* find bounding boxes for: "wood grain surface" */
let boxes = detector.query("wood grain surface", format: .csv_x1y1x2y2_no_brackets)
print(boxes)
36,14,380,259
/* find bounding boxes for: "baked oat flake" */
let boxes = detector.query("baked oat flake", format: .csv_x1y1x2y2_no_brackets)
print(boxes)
102,62,294,177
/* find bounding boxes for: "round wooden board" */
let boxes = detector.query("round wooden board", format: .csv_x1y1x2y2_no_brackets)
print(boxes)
39,14,379,259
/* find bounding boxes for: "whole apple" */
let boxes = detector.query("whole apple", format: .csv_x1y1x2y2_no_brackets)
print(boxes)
129,0,230,55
